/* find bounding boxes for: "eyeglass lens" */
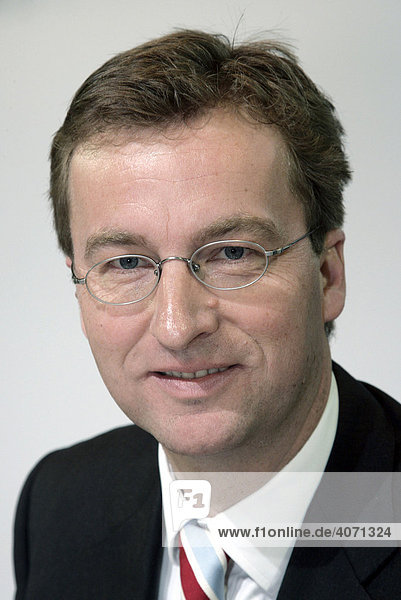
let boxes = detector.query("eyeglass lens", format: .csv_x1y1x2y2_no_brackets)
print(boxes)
191,241,267,289
85,241,268,304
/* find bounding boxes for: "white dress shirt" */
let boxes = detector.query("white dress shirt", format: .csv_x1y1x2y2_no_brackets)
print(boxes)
157,372,339,599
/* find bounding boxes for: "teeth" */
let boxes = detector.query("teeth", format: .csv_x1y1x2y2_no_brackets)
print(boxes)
161,367,229,379
197,369,209,377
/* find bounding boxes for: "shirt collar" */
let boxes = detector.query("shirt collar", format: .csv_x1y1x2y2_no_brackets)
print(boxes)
158,371,339,593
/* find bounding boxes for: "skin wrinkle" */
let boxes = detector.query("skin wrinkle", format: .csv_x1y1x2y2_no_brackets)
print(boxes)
69,110,345,473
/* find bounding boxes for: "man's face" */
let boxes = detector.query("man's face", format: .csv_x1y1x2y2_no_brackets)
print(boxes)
68,111,344,470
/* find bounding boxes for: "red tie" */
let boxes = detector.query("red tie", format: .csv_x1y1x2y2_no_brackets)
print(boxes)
179,521,229,600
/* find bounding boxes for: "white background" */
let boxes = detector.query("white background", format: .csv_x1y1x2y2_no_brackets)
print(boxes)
1,0,400,596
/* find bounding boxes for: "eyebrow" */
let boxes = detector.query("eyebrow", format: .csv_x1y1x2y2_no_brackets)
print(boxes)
84,215,284,261
85,230,149,261
194,215,284,246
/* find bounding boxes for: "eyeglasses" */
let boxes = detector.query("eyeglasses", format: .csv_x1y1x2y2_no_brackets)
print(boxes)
71,230,314,305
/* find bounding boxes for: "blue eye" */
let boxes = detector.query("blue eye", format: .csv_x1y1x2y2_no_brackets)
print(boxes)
223,246,245,260
118,256,139,269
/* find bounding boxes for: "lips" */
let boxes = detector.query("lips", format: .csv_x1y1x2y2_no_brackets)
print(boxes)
148,364,239,399
157,367,230,380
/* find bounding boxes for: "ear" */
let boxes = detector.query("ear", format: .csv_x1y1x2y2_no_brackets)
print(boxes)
320,229,346,323
65,256,88,339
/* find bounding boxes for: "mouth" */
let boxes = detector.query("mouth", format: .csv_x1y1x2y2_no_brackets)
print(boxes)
147,364,240,400
154,366,231,380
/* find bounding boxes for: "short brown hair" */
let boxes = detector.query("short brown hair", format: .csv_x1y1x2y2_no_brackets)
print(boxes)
50,29,351,333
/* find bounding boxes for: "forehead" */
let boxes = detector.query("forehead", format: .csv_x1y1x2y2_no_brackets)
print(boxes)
68,111,304,258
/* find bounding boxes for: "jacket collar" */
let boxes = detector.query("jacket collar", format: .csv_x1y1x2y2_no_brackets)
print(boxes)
278,362,399,599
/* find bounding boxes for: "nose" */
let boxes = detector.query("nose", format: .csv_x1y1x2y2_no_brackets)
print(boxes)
149,259,219,351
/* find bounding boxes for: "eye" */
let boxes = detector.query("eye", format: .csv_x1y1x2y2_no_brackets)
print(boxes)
195,242,261,265
111,256,139,270
222,246,245,260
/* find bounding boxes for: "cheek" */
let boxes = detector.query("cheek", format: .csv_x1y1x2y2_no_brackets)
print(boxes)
237,273,323,357
79,298,147,360
235,288,300,337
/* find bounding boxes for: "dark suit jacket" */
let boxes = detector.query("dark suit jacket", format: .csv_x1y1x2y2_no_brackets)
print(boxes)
14,363,401,599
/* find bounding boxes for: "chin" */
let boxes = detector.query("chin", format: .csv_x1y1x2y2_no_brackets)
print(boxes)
154,418,241,461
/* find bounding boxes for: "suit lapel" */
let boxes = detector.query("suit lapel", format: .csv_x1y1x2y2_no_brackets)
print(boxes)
52,439,163,600
72,476,163,600
93,439,163,600
277,363,398,599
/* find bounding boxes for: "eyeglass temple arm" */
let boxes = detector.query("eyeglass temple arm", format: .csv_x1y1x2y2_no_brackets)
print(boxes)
70,228,318,283
267,229,317,257
71,266,85,285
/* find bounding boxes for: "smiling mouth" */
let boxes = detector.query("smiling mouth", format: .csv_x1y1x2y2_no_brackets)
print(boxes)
156,366,230,380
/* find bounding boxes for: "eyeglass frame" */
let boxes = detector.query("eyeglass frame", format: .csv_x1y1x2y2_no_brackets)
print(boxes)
71,229,317,306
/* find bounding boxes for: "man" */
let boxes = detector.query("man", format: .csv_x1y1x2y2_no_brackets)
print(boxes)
14,30,401,599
